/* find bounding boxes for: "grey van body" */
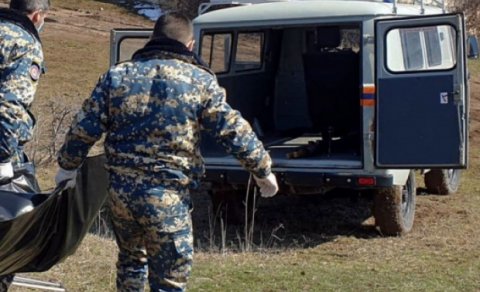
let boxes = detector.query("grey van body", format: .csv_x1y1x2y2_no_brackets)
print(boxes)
109,0,475,235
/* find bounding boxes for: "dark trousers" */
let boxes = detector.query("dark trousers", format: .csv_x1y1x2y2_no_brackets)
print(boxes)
0,274,14,292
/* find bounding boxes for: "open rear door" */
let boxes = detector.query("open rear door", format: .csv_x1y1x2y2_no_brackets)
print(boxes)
110,29,152,66
375,14,468,169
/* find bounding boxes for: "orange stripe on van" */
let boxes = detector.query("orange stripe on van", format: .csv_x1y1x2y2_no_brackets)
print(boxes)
363,85,376,95
360,99,375,107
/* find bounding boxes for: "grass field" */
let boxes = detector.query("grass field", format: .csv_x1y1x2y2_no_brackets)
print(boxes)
3,1,480,291
15,148,479,291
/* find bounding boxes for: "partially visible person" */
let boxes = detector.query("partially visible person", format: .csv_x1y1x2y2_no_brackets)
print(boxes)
0,0,50,291
55,12,278,292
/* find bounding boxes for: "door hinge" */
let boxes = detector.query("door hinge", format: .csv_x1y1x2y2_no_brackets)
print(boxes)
363,35,374,45
459,144,465,164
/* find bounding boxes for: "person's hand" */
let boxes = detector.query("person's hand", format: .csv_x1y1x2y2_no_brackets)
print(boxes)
55,167,78,189
253,173,279,198
0,162,14,182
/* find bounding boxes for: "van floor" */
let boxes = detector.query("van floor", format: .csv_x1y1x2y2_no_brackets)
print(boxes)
205,133,363,169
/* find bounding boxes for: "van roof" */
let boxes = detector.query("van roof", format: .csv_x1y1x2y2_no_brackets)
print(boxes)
194,0,444,26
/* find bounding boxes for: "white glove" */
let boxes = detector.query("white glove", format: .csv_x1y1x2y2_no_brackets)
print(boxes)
0,162,14,182
55,167,78,189
253,173,279,198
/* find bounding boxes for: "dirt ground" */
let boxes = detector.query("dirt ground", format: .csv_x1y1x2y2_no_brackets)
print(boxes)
469,77,480,143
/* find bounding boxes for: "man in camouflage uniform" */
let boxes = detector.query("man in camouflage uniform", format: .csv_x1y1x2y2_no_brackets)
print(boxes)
55,12,278,291
0,0,49,291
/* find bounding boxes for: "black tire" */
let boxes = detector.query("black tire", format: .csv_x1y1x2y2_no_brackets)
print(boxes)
424,169,461,195
374,170,416,236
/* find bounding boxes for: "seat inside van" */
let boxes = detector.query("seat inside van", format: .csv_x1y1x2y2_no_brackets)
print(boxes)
302,26,361,154
203,24,363,167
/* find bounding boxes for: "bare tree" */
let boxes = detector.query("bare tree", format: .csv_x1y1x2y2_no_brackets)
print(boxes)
25,99,79,167
449,0,480,35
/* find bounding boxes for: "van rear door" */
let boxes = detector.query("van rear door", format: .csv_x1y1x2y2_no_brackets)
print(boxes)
375,14,468,168
110,29,151,66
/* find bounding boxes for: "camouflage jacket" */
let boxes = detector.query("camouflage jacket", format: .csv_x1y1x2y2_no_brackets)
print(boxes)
58,38,272,187
0,9,44,163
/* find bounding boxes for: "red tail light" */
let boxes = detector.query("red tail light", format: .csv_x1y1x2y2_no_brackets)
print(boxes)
358,177,376,186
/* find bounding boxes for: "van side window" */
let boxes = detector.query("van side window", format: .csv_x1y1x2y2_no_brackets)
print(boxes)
234,32,264,71
386,25,456,72
200,33,232,74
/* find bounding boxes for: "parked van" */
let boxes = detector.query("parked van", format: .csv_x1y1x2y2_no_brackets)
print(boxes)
107,0,478,235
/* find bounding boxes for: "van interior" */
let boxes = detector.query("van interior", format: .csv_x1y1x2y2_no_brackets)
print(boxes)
200,24,363,169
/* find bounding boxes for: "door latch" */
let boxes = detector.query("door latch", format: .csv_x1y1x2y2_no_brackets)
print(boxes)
448,84,463,105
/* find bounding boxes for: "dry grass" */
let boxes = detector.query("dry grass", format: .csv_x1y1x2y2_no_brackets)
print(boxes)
11,236,119,292
11,144,480,291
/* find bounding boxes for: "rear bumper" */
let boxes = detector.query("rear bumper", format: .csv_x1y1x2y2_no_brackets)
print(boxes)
204,168,394,189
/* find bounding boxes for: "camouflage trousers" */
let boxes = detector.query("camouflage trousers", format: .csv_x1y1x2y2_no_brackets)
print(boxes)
0,274,14,292
108,173,193,292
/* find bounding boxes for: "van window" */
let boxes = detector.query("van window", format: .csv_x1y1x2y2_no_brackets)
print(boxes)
340,29,361,52
425,27,442,66
200,33,232,74
234,32,264,71
402,29,424,70
386,25,456,72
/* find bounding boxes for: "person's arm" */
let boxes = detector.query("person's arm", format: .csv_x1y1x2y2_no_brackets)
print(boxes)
57,74,110,170
199,78,272,178
0,41,43,163
0,102,29,163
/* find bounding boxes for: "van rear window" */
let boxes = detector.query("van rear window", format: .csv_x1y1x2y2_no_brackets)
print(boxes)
402,29,424,70
425,27,442,67
386,24,456,73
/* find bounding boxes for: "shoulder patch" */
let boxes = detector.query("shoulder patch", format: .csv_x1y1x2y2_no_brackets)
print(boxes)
29,63,41,81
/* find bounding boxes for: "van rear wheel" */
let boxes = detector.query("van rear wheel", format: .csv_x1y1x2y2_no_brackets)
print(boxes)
374,170,416,236
424,169,461,195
